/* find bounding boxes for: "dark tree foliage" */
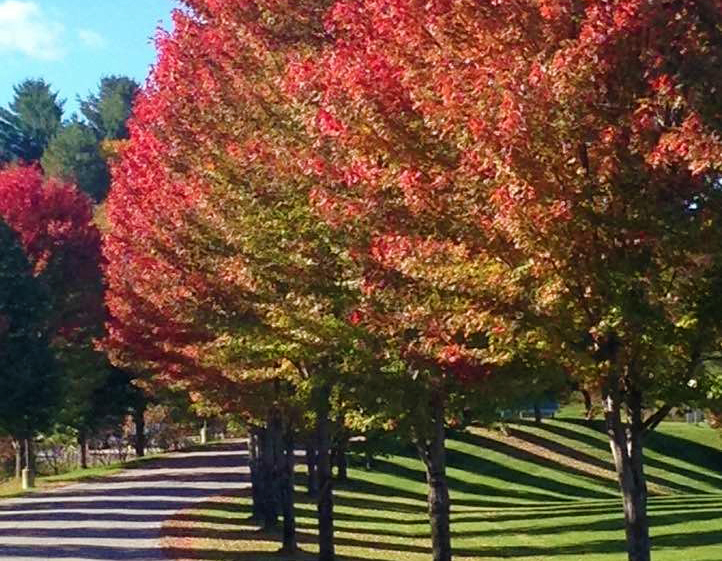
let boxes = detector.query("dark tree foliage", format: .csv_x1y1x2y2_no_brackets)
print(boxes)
0,79,64,163
42,121,110,201
79,76,140,141
0,219,57,440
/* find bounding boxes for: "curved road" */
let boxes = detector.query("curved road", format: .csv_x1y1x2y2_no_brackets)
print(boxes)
0,441,249,560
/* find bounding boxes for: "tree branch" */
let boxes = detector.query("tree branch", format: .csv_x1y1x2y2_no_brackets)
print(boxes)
643,404,672,434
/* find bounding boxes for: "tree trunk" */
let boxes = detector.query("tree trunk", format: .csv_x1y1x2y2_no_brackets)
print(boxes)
78,429,88,469
604,376,650,561
581,388,593,420
335,435,348,482
261,419,280,529
364,433,374,471
13,439,23,479
533,403,542,425
417,398,452,561
134,401,146,457
25,438,35,475
306,442,318,496
249,428,263,521
317,388,335,561
280,427,297,553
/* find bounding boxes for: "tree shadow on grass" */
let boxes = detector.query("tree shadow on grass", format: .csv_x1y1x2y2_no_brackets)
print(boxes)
473,504,722,538
159,465,722,561
325,473,427,503
162,498,722,561
506,425,617,471
520,420,718,494
560,419,722,477
449,431,617,500
369,457,578,506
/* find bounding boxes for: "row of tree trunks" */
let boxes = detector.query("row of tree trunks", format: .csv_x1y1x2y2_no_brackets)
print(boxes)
247,411,298,553
245,387,336,560
72,400,147,472
308,430,347,497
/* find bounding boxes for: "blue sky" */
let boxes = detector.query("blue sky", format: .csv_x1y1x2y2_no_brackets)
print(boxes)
0,0,176,116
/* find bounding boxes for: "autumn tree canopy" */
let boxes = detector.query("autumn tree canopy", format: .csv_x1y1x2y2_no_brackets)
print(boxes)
104,2,722,561
0,164,103,340
289,2,722,560
104,3,366,555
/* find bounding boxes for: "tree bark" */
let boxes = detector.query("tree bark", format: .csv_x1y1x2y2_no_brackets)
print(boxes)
261,417,280,529
306,442,318,496
643,404,672,433
533,403,542,425
13,438,26,480
13,439,23,479
249,428,263,521
604,375,651,561
25,438,35,475
335,435,348,482
78,429,88,469
364,433,374,471
280,427,297,553
417,397,452,561
581,389,594,420
317,388,335,561
134,401,146,457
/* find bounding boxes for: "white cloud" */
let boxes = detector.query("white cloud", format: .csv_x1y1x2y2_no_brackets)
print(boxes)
0,0,65,61
78,28,105,49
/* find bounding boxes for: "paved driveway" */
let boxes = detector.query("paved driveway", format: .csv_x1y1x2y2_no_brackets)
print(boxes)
0,441,249,560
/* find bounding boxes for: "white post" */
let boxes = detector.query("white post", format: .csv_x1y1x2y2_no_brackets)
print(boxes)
21,438,34,489
21,467,34,490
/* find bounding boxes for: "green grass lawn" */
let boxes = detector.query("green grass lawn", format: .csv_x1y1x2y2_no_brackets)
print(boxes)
162,413,722,561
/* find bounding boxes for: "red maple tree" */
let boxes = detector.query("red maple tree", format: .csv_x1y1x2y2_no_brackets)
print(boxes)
103,3,358,556
0,163,102,339
291,2,722,561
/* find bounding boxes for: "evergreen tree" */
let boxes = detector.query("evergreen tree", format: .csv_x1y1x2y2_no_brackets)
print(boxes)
0,79,64,163
0,219,57,444
42,121,110,201
80,76,139,140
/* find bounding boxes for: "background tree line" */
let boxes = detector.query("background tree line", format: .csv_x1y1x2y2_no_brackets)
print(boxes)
0,75,207,482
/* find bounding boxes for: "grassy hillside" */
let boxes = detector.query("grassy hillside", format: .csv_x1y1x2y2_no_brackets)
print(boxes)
162,413,722,561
